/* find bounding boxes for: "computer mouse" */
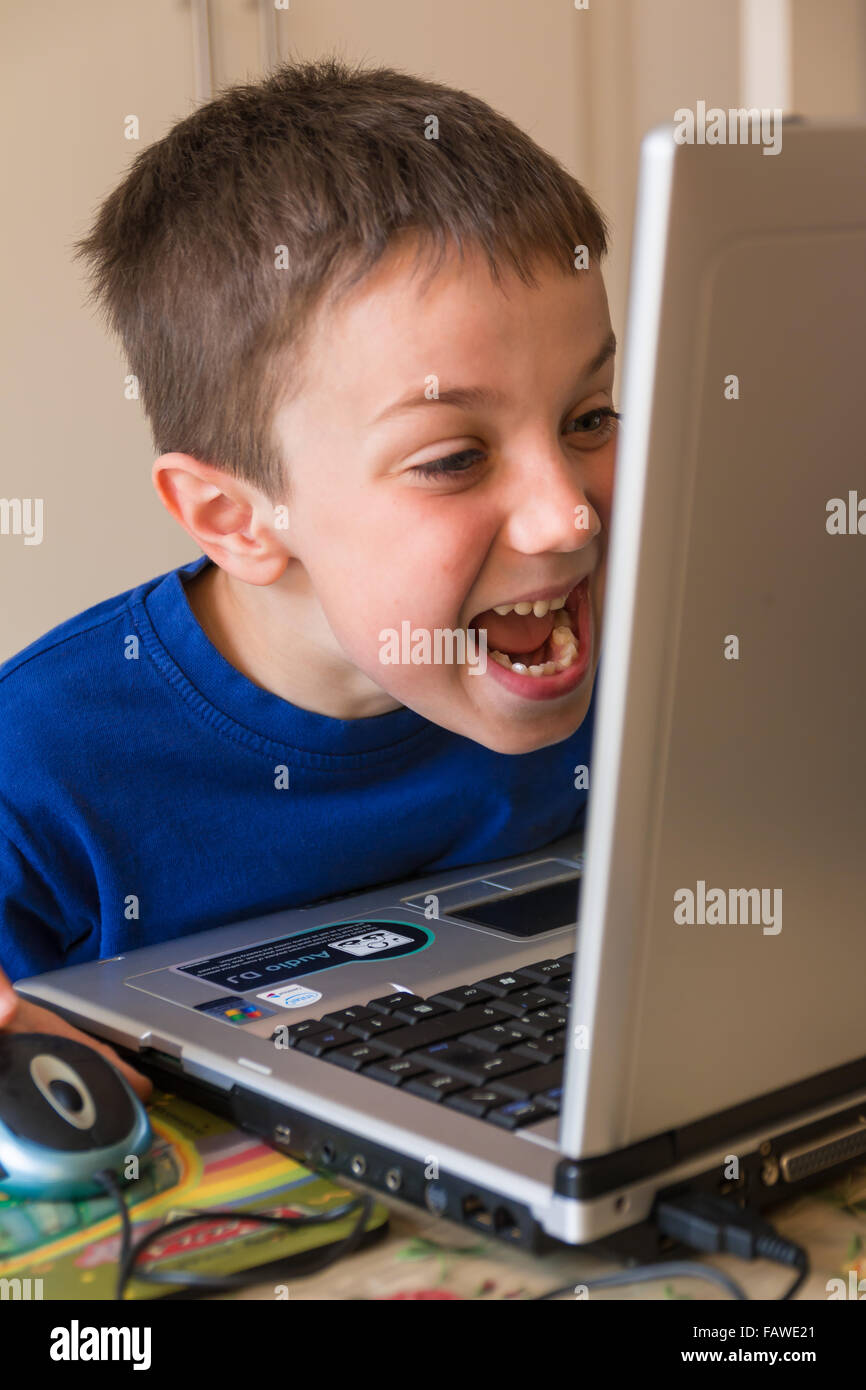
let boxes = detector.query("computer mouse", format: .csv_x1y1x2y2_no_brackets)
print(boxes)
0,1033,153,1201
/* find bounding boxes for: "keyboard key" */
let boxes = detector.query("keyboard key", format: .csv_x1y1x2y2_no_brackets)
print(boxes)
367,992,426,1014
445,1087,506,1118
494,989,557,1016
428,984,496,1010
345,1014,403,1041
409,1043,532,1086
534,978,572,1003
364,1056,430,1086
276,1019,331,1046
489,1098,550,1130
459,1023,530,1053
488,1060,564,1099
375,1004,509,1057
390,999,449,1024
513,959,572,983
321,1005,376,1029
295,1027,355,1057
404,1072,468,1102
511,1038,560,1065
471,971,538,997
505,1008,561,1036
326,1042,390,1072
538,1086,563,1112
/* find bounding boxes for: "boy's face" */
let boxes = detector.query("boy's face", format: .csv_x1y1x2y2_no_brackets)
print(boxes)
272,239,617,755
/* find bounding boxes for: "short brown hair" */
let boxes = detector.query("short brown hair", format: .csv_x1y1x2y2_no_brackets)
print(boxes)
75,57,610,502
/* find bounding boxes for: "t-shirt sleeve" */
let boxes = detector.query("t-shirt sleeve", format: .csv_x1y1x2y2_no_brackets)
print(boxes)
0,824,84,984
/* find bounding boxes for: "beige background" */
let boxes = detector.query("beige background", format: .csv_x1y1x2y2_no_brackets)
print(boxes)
2,0,865,659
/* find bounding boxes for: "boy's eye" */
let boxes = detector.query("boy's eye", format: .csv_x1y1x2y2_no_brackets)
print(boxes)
411,448,484,481
410,408,621,481
563,406,622,443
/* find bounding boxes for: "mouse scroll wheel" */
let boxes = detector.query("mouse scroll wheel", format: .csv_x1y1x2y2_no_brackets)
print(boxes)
48,1078,85,1112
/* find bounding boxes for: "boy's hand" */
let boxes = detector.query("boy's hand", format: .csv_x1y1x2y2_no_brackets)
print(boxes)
0,966,153,1102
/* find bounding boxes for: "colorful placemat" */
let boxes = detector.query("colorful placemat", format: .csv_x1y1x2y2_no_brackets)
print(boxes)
0,1088,388,1299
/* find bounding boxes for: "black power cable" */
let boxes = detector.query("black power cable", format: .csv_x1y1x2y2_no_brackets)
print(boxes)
535,1191,809,1301
654,1191,809,1300
96,1168,375,1300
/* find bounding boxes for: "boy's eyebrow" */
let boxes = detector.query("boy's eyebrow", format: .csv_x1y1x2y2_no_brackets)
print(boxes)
372,329,617,423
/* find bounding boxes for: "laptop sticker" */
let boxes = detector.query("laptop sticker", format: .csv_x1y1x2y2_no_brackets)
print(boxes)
193,995,276,1025
175,918,434,993
256,985,323,1009
330,928,413,956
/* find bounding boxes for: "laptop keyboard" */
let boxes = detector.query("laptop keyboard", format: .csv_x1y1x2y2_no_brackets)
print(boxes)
271,955,572,1130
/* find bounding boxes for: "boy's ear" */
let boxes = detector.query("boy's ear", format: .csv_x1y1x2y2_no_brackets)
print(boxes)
151,453,292,585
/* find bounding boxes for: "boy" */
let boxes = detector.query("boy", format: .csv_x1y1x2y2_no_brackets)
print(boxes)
0,59,617,1098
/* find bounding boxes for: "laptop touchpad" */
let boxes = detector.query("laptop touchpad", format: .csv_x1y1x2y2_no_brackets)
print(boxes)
453,876,581,936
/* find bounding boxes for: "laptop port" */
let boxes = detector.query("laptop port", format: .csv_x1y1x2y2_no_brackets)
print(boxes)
493,1206,521,1239
385,1168,402,1192
350,1154,367,1177
462,1194,492,1227
319,1141,337,1166
779,1120,866,1183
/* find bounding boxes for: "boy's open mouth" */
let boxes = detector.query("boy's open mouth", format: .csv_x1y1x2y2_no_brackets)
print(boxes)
469,576,588,678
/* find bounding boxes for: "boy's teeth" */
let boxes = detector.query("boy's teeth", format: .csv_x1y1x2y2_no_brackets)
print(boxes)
491,593,568,618
489,608,580,677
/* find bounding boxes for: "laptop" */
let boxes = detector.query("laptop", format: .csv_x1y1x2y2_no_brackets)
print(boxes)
18,117,866,1255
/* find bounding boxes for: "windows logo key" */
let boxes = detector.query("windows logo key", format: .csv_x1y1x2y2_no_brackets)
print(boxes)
194,994,276,1026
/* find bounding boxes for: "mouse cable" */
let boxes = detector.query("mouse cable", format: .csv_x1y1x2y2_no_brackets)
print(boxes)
534,1191,809,1301
96,1169,374,1300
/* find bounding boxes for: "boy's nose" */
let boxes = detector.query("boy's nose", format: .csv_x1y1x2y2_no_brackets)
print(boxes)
500,455,602,557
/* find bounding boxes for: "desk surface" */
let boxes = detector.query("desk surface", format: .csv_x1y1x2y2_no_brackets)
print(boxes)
211,1163,866,1302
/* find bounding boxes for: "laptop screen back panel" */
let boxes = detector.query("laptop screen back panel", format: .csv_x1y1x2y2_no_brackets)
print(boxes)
564,122,866,1157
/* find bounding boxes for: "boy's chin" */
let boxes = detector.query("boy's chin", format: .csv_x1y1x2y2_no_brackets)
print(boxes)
416,697,589,756
467,715,583,755
373,672,593,755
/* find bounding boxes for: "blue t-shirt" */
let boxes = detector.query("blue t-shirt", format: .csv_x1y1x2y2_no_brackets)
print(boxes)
0,555,595,983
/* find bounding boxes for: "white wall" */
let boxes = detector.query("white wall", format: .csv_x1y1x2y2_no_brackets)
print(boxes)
2,0,864,658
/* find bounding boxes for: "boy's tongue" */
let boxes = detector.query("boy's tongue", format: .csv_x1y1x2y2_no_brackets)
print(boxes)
471,606,555,656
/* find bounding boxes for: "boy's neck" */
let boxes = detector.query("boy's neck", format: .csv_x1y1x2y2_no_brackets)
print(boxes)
185,561,402,720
